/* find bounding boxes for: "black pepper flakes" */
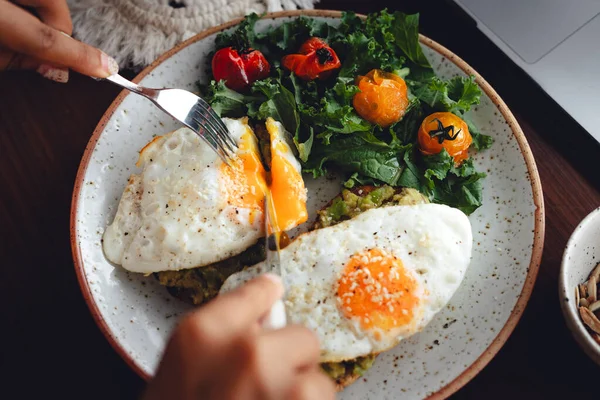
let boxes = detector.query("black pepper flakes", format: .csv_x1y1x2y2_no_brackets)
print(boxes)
443,319,457,329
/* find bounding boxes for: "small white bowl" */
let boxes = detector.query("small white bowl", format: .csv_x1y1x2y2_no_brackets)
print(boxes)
559,207,600,365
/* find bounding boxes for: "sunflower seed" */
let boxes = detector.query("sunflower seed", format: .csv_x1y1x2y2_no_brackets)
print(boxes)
579,284,588,299
575,286,581,307
580,298,590,308
587,277,597,302
590,262,600,282
589,300,600,313
579,307,600,334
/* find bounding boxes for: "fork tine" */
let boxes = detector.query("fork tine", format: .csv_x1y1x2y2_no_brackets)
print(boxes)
194,109,237,152
197,134,229,165
194,120,223,151
219,132,238,154
215,118,238,149
185,116,221,150
192,109,237,156
193,102,238,149
191,116,236,161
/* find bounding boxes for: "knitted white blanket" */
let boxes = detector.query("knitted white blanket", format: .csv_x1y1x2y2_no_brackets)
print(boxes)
68,0,318,69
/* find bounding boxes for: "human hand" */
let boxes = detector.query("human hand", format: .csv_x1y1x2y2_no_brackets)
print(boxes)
0,0,118,82
142,274,336,400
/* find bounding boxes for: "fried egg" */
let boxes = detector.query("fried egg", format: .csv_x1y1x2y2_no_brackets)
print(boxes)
103,118,261,273
221,204,472,362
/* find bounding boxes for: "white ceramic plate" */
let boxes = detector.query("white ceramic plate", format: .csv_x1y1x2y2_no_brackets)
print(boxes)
71,11,544,400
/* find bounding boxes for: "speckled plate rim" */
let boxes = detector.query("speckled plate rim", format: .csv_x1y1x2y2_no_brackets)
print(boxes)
70,9,545,399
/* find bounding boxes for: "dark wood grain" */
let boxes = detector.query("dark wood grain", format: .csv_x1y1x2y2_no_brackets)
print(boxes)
1,1,598,398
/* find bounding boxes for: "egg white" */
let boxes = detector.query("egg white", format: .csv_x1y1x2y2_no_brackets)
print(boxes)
221,203,473,362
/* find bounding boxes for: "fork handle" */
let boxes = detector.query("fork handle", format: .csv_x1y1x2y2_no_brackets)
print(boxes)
103,74,159,102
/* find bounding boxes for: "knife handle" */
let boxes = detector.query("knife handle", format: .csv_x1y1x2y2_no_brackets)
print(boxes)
262,299,287,330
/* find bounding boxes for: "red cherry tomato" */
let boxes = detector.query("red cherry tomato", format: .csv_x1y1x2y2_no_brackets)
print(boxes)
212,47,270,91
299,37,329,54
282,38,341,81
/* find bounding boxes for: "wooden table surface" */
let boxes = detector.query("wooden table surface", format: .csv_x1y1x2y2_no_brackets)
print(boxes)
1,0,598,398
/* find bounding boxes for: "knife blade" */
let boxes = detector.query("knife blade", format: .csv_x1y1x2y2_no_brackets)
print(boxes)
262,188,287,330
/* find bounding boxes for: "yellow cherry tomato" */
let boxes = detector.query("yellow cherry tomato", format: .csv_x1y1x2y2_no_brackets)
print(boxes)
418,112,472,164
353,69,409,128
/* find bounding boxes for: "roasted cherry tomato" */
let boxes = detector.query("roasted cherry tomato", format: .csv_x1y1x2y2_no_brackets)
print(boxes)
282,37,341,80
418,112,472,163
212,47,270,92
353,69,409,128
298,37,329,54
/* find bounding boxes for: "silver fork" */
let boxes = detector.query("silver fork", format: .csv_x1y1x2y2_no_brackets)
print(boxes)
104,74,238,163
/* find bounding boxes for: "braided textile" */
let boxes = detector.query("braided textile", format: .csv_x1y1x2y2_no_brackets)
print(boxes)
68,0,318,69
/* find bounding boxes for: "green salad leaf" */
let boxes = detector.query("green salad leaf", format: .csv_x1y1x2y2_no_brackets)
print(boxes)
201,80,261,117
411,75,481,114
447,76,481,114
467,119,494,150
256,16,335,53
299,81,371,144
422,150,486,214
390,13,431,68
304,136,408,186
215,13,260,50
251,78,299,136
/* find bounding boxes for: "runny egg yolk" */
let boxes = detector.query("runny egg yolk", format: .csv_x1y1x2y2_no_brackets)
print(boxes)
336,248,419,332
266,118,308,233
220,125,267,223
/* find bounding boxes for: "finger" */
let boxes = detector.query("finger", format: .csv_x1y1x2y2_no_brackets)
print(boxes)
2,52,69,82
13,0,73,34
197,274,284,338
14,0,72,82
0,1,117,78
290,369,336,400
0,51,39,71
0,49,19,70
258,326,320,371
1,45,69,82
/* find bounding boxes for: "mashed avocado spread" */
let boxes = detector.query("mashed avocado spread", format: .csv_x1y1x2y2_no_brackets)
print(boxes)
321,355,376,381
155,241,265,306
156,185,428,386
315,186,429,229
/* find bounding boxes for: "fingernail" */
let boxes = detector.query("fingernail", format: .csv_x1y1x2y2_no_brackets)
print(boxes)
263,273,284,298
37,64,69,83
101,52,119,76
